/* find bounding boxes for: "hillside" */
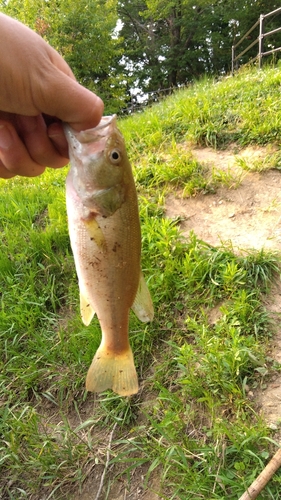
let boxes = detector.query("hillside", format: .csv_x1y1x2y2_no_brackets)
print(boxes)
1,66,281,499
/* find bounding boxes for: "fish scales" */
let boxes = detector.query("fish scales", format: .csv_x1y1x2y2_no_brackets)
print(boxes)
64,115,154,396
66,173,141,345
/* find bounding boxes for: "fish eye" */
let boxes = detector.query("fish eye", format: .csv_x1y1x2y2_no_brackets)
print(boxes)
109,149,121,164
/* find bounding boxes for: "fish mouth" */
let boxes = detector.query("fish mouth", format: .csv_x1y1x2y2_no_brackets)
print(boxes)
64,115,118,156
92,115,117,132
77,115,117,143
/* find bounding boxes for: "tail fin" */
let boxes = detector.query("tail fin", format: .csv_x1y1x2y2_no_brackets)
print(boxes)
85,345,139,396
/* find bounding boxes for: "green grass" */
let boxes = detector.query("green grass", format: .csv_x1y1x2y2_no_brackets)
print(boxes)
235,150,281,172
121,65,281,152
2,65,281,499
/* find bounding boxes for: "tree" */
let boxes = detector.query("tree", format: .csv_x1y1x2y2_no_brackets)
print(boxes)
118,0,281,98
118,0,233,94
2,0,281,112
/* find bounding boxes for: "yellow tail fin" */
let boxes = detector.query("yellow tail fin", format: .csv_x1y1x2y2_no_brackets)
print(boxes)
85,346,139,396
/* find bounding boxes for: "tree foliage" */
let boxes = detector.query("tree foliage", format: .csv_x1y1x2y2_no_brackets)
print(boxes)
1,0,281,112
118,0,281,95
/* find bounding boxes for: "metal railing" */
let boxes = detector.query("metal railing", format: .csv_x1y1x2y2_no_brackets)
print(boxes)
120,86,174,115
232,6,281,75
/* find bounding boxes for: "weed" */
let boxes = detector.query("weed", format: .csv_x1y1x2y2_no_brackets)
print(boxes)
211,166,245,189
236,151,281,172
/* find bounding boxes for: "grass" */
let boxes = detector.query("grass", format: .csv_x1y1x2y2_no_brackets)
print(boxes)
1,65,281,498
235,150,281,172
121,65,281,151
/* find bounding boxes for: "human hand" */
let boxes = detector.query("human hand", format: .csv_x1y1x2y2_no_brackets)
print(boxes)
0,13,104,178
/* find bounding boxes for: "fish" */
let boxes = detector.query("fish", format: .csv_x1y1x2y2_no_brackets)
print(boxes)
64,115,154,396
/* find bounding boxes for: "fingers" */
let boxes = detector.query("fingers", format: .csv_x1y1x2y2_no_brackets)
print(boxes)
16,115,69,167
0,121,46,177
0,117,69,178
47,121,69,158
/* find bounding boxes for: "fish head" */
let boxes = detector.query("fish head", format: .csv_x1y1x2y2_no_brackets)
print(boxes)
64,116,130,217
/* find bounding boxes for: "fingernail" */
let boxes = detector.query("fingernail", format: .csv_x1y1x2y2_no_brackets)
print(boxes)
0,125,13,149
47,122,63,138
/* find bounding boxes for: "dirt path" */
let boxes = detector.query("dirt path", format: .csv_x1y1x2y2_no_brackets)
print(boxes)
166,146,281,252
166,145,281,429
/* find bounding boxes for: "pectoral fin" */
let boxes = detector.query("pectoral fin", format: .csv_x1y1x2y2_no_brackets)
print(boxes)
131,272,154,323
83,217,107,251
80,290,95,326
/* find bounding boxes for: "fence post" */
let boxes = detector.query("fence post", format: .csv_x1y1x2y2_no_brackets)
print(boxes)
259,14,264,68
231,45,235,75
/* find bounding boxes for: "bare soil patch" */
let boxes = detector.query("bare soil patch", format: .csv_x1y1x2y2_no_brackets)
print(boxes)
167,146,281,252
166,144,281,431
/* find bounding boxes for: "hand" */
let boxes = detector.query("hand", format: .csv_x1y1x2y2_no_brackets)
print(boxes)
0,13,104,178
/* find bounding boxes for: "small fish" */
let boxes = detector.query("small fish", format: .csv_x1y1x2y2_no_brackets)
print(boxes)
64,115,154,396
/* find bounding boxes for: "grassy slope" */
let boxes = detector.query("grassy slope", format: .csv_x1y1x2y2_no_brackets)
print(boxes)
1,66,281,499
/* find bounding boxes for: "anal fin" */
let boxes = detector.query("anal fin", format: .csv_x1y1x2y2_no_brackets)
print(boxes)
80,290,95,326
131,272,154,323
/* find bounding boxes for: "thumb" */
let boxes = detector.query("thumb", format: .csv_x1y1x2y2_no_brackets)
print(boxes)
41,70,104,132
